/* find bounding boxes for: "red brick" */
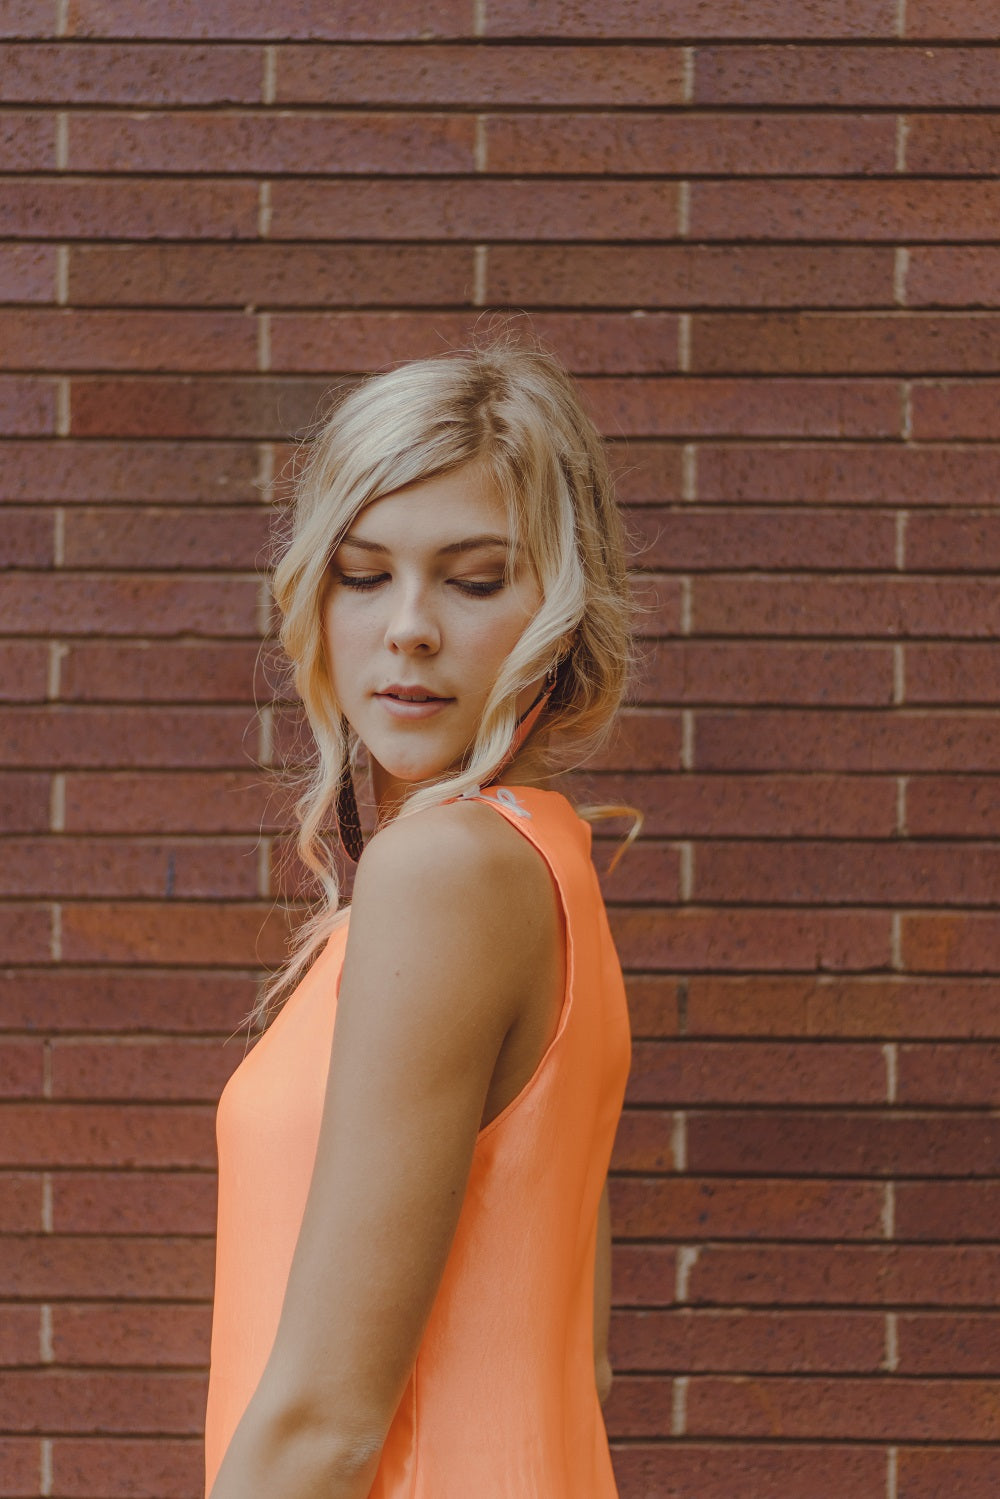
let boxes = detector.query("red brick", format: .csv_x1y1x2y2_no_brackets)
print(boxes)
487,245,896,309
686,975,1000,1040
69,375,326,438
583,377,899,439
695,45,1000,105
637,506,898,570
613,1243,675,1304
487,112,894,175
896,1182,1000,1242
698,442,1000,506
575,771,897,838
0,706,259,769
0,1106,216,1170
62,769,282,833
686,1110,1000,1176
0,177,258,239
691,180,1000,243
608,906,890,972
642,641,893,705
684,1244,1000,1307
0,904,51,962
908,115,1000,174
67,108,474,174
52,1170,217,1234
630,1039,885,1104
69,242,474,307
0,508,54,566
913,380,1000,440
906,512,1000,572
695,710,1000,772
0,1305,42,1365
623,975,683,1037
694,576,1000,639
697,840,1000,907
611,1175,883,1240
0,376,55,435
0,642,48,701
903,913,1000,975
0,440,259,504
0,309,257,372
906,645,1000,704
548,709,683,773
0,40,262,102
50,1038,239,1100
62,507,271,572
0,1368,207,1433
593,840,682,903
484,0,897,38
0,574,259,637
907,775,1000,836
65,0,472,39
693,312,1000,374
59,641,268,703
0,968,256,1033
51,1437,202,1498
270,311,682,375
907,0,1000,38
0,110,57,169
277,42,682,104
51,1303,212,1366
602,1374,673,1438
897,1313,1000,1374
2,836,259,899
612,1307,884,1373
898,1449,1000,1499
630,576,679,637
0,1233,212,1300
613,1444,885,1499
270,178,681,241
0,0,55,37
0,243,54,301
907,247,1000,309
686,1374,1000,1441
0,1041,44,1098
0,1173,43,1232
60,899,289,965
610,443,685,504
0,772,50,833
0,1437,38,1497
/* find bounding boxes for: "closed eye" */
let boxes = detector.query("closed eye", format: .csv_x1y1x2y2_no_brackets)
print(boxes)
450,579,505,598
336,573,387,591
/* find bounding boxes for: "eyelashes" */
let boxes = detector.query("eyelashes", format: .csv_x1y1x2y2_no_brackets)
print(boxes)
334,573,505,599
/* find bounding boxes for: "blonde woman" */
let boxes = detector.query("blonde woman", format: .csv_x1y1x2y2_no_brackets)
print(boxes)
204,344,635,1499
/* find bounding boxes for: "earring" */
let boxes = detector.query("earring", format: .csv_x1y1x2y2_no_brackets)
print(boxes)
335,727,364,863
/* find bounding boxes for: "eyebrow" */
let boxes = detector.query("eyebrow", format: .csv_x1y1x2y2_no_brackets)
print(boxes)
338,532,511,557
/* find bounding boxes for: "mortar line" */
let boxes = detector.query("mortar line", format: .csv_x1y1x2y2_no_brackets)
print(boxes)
671,1375,689,1437
671,1110,687,1173
57,378,70,437
681,46,695,106
257,181,272,238
677,181,690,238
262,44,277,105
883,1041,898,1104
55,112,68,170
50,772,65,833
474,115,488,173
893,247,909,307
678,312,691,373
682,443,697,501
893,643,905,706
896,776,908,838
473,245,487,307
56,245,69,305
681,709,694,770
895,115,909,174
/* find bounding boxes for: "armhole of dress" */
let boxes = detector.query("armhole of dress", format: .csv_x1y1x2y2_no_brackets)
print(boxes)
468,790,577,1143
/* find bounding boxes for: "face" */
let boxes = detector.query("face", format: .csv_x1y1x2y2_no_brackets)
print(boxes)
323,461,545,812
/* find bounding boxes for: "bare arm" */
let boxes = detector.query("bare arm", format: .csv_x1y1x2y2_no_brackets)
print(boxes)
593,1179,613,1405
208,803,558,1499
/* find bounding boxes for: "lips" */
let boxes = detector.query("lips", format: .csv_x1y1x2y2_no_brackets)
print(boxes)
378,684,453,703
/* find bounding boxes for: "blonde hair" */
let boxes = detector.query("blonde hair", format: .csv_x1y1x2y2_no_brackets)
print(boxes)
256,340,634,1023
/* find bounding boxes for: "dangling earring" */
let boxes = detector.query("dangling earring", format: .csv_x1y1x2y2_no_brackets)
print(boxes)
335,725,364,863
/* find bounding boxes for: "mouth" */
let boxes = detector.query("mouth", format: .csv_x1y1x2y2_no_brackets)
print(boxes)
377,685,454,704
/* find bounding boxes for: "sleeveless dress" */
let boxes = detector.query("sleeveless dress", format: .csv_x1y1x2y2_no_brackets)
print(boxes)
203,784,631,1498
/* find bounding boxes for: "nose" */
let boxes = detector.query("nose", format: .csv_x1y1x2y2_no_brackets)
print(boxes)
384,582,441,655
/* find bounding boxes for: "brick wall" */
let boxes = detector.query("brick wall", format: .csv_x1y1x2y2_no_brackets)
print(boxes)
2,3,999,1497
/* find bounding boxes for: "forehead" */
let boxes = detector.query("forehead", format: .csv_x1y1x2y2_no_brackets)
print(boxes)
343,462,511,550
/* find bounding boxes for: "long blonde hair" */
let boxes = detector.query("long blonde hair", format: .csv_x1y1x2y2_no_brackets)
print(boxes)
257,341,634,1023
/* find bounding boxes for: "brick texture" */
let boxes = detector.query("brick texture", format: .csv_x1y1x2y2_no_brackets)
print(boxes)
0,11,995,1499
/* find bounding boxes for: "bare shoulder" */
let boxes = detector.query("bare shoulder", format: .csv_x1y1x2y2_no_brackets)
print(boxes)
347,798,559,1007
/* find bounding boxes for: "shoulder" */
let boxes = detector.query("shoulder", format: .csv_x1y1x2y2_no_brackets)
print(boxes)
346,798,559,1006
356,797,552,918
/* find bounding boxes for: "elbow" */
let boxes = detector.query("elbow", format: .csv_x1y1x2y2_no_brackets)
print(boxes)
232,1386,386,1496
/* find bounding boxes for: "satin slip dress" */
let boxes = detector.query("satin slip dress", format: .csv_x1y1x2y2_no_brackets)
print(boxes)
203,783,631,1498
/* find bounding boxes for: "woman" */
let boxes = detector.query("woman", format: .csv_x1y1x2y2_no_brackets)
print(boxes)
204,343,634,1498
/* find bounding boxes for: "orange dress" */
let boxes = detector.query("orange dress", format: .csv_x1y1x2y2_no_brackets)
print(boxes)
204,784,631,1497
